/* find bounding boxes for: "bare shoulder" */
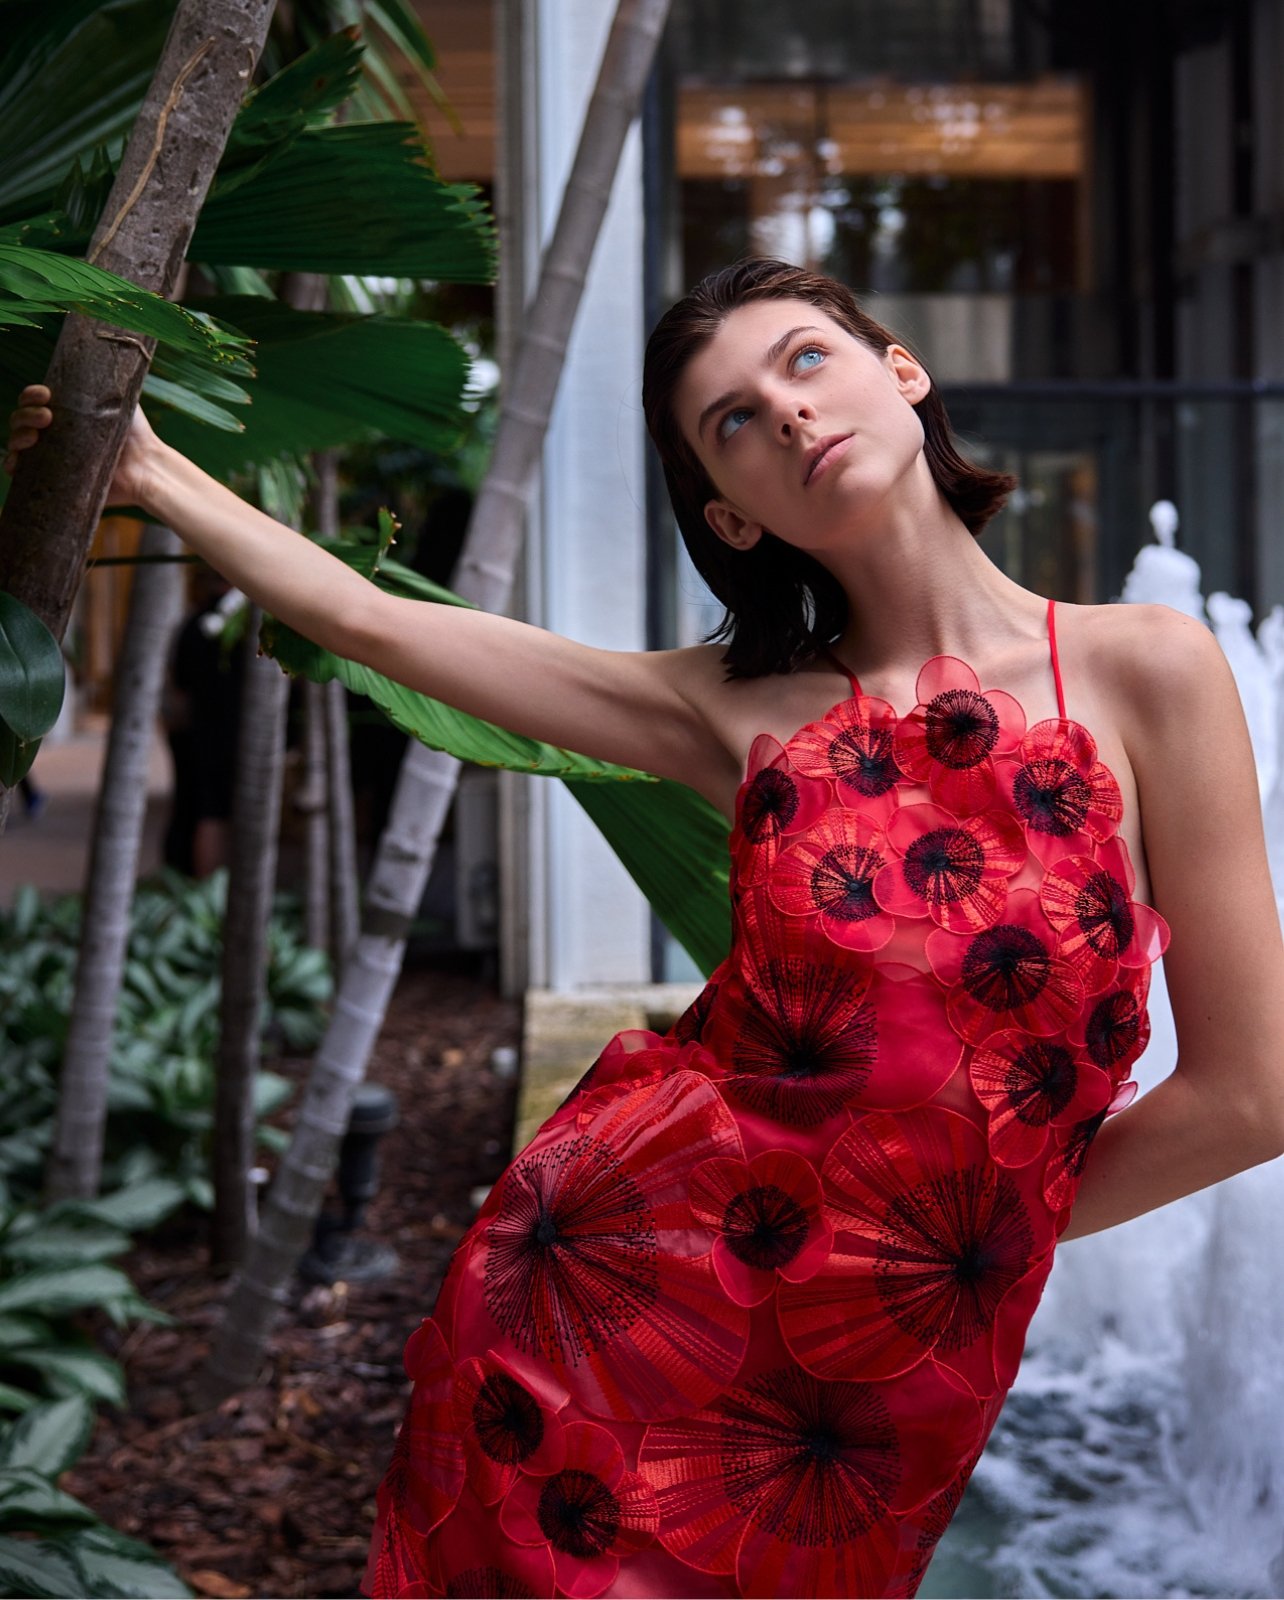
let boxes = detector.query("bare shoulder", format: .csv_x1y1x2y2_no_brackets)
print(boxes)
1068,600,1234,716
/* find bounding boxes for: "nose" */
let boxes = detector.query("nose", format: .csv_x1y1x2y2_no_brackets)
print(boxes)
775,396,816,441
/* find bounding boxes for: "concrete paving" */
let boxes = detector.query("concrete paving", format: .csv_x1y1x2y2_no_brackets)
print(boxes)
513,980,703,1153
0,720,172,904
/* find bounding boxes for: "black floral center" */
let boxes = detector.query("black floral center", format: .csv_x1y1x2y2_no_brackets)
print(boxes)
879,1167,1035,1353
721,1183,810,1270
1012,757,1092,835
960,924,1051,1012
472,1371,544,1465
1084,990,1141,1069
537,1467,620,1558
829,724,899,797
1074,869,1134,956
1005,1041,1077,1125
445,1570,538,1599
1063,1109,1110,1181
924,689,1000,769
483,1135,659,1362
718,1367,901,1546
810,843,883,923
743,768,799,843
902,826,985,905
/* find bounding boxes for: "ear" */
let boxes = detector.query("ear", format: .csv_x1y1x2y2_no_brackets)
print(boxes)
885,343,932,405
704,498,764,552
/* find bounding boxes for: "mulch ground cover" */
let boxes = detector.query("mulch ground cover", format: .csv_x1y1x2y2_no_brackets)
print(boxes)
62,957,523,1600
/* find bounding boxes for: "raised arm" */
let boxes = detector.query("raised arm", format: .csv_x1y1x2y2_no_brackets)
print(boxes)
5,386,733,794
1058,603,1284,1241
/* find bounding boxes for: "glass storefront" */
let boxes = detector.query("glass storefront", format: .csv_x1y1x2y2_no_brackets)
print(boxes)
645,0,1281,640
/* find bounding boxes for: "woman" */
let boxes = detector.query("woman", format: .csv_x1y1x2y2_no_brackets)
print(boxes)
8,258,1284,1598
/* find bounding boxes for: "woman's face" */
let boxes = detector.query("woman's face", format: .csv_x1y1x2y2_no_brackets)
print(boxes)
674,298,932,555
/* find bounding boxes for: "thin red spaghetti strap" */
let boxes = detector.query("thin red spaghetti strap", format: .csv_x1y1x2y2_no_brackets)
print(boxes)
825,648,862,697
1047,597,1067,719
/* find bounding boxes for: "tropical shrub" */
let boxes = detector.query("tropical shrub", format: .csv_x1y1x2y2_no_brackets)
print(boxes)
0,872,331,1206
0,1395,191,1597
0,1177,192,1597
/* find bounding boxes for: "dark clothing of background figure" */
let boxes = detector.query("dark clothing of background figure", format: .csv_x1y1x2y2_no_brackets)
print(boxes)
163,595,245,875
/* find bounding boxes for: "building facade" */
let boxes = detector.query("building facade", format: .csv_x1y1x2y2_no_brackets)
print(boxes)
423,0,1284,992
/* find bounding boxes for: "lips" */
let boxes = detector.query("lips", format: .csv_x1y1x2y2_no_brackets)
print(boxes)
803,433,853,485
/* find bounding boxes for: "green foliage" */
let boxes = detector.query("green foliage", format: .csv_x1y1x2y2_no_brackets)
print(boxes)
0,872,332,1207
0,595,64,787
152,295,472,477
191,123,496,280
0,1397,192,1596
0,1187,191,1596
0,246,254,377
0,0,175,225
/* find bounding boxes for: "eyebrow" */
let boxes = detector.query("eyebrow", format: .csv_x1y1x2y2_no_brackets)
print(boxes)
696,325,824,442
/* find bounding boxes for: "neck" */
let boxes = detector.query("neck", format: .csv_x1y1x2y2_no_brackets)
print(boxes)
818,456,1044,677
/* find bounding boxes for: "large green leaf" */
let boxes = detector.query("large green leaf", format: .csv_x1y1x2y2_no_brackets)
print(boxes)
0,1396,92,1477
0,595,64,742
62,1524,192,1598
191,123,496,281
50,1177,186,1235
0,0,174,226
0,1264,138,1318
151,296,470,475
4,1222,131,1267
0,1532,80,1597
0,246,253,374
0,1467,98,1527
218,29,365,189
5,1348,124,1407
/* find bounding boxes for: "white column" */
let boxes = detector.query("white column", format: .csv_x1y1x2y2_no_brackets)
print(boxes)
526,0,651,989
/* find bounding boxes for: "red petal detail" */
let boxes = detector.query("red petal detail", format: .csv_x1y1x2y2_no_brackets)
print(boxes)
460,1072,750,1423
852,965,963,1111
781,1108,1042,1397
426,1486,557,1596
637,1361,984,1593
379,1319,465,1538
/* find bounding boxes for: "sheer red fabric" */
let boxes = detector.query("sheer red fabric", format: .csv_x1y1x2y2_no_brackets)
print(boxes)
364,605,1168,1599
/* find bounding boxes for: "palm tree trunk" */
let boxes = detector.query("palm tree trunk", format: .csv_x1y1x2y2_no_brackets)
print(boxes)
209,266,327,1271
300,679,330,951
46,525,185,1202
0,0,277,834
325,678,359,972
210,603,290,1270
312,446,359,972
195,0,672,1402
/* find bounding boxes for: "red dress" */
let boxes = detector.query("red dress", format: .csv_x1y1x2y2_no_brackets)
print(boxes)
364,599,1168,1600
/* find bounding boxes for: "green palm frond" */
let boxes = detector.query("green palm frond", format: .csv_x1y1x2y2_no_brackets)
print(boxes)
0,247,251,371
190,125,494,280
0,0,174,226
150,296,471,473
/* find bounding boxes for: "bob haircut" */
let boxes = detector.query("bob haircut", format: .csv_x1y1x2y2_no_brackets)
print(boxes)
641,258,1017,679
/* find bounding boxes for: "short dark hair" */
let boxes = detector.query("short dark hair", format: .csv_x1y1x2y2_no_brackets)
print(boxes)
641,258,1017,678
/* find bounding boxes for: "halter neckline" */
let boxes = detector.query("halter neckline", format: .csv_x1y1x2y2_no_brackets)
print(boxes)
825,597,1068,720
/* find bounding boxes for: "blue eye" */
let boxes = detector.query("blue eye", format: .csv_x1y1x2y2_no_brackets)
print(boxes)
793,346,824,371
718,406,752,441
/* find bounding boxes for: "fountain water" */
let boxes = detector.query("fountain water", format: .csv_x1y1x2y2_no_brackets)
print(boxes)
927,502,1284,1598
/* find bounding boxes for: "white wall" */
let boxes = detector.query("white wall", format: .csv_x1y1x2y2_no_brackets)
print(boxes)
502,0,652,990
